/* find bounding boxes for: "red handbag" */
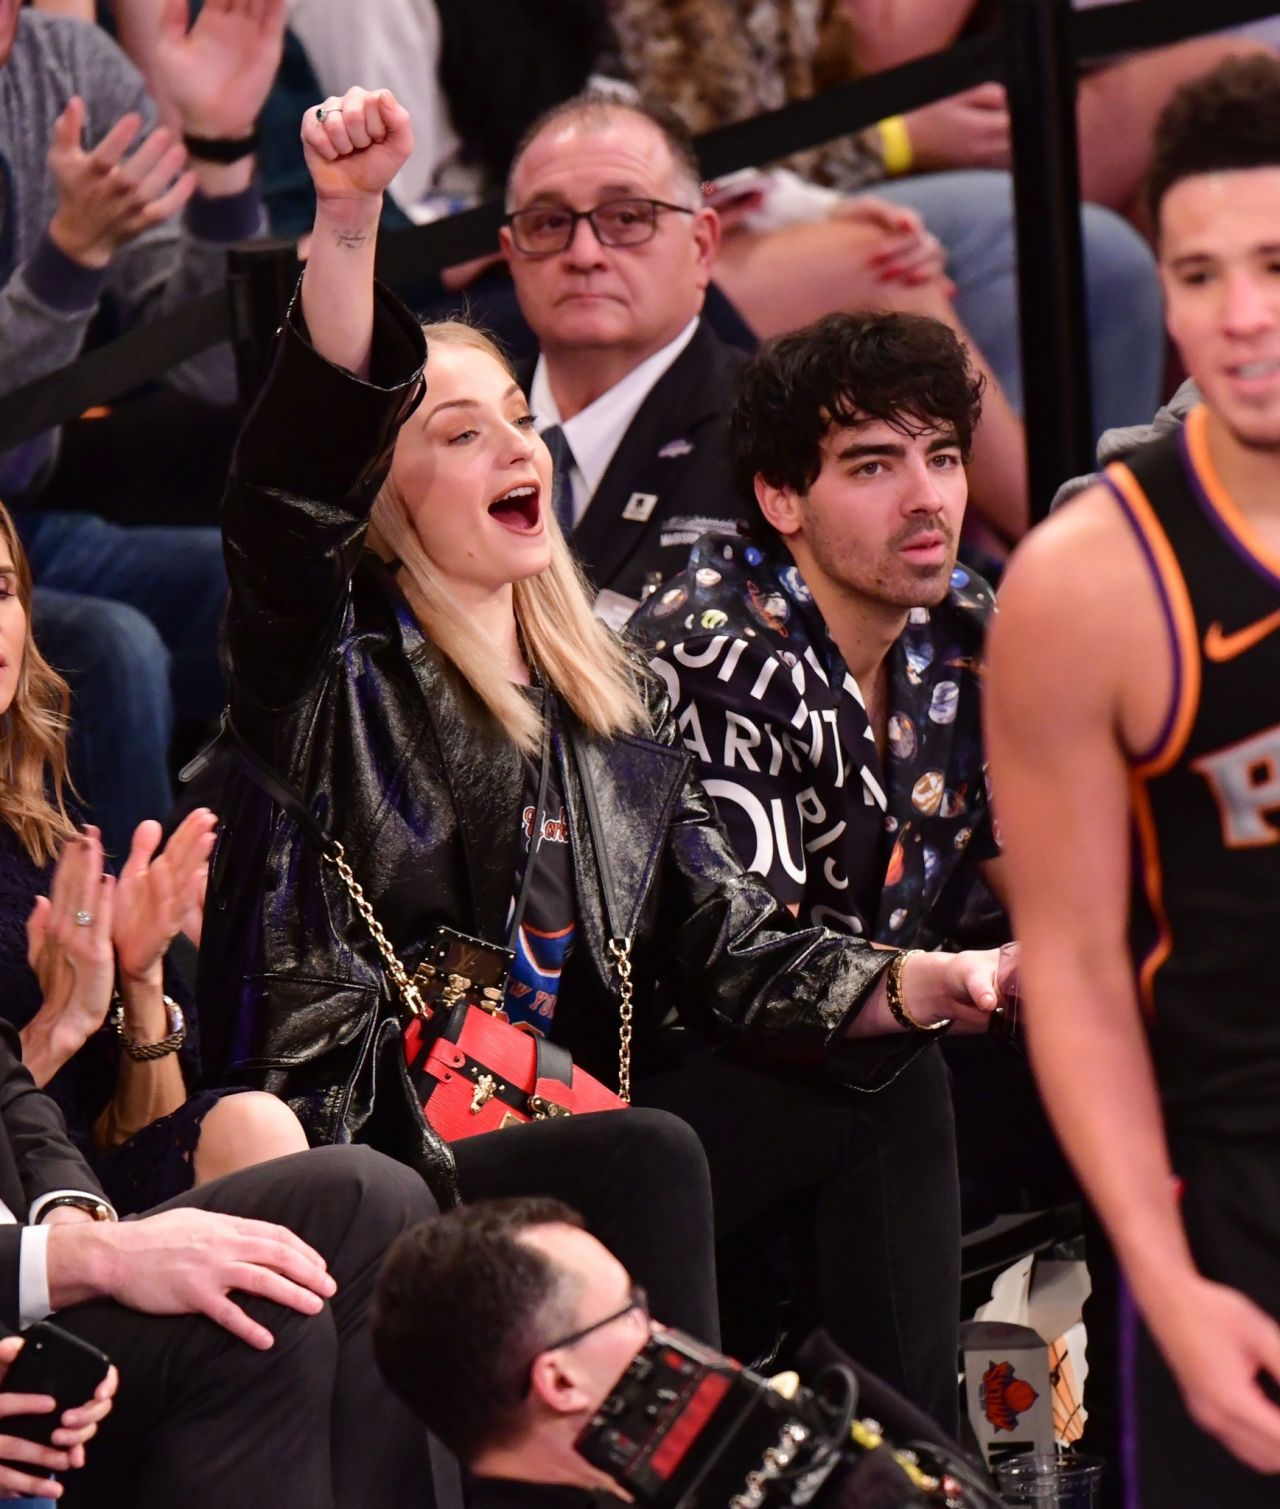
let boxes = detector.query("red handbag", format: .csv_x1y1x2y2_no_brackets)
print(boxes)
394,925,627,1140
325,848,631,1142
403,991,625,1140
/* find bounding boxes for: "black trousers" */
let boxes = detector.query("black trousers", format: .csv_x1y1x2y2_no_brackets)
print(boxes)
1120,1131,1280,1508
635,1044,960,1431
453,1106,720,1346
54,1144,439,1509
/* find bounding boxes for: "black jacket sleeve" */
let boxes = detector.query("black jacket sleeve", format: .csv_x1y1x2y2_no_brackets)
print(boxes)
0,1024,106,1330
645,689,924,1089
222,281,427,710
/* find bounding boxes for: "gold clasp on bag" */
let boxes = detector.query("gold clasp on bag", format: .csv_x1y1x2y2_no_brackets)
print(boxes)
529,1095,572,1120
470,1074,498,1114
441,973,470,1011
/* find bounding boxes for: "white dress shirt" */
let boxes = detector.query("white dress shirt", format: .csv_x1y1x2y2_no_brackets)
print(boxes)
0,1190,116,1327
530,317,700,528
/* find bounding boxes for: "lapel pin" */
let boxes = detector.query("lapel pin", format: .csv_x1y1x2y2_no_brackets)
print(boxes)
623,492,658,523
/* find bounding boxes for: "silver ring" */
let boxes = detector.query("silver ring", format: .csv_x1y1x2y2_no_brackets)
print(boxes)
315,106,338,121
73,910,94,928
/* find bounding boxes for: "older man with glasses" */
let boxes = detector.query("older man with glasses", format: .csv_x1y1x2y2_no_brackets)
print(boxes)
498,91,749,628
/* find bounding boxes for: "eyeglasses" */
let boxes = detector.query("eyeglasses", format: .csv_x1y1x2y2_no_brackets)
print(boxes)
522,1285,649,1395
505,199,696,257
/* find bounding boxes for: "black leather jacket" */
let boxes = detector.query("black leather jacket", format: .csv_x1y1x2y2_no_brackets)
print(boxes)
196,285,901,1202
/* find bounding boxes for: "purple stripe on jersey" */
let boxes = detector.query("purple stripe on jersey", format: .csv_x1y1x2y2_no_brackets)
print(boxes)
1105,474,1184,766
1119,1275,1142,1509
1180,424,1280,591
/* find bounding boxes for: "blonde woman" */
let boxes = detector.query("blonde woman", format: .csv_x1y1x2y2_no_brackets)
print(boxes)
200,87,1003,1359
0,501,308,1216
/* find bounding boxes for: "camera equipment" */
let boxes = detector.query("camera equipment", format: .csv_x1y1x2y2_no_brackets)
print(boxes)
577,1329,1000,1509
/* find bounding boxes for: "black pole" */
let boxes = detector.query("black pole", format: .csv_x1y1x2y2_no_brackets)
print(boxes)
225,238,301,412
1006,0,1094,521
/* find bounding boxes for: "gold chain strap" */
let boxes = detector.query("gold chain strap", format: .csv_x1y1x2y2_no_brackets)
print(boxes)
324,841,427,1018
325,841,631,1102
607,936,634,1104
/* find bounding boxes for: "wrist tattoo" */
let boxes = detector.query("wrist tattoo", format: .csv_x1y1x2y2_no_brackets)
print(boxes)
332,227,370,249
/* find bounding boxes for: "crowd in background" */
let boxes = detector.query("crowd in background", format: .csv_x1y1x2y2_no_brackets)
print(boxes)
0,1,1278,1505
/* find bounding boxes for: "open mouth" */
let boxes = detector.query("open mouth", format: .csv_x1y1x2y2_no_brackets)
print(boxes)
488,482,542,532
1229,359,1280,383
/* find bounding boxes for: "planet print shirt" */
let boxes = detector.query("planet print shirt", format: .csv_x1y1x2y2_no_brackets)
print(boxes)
630,533,997,947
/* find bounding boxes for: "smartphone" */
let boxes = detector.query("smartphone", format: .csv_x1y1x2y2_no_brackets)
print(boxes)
0,1322,112,1446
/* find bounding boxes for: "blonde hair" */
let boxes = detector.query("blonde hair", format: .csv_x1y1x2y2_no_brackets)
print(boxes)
0,501,75,866
367,320,649,754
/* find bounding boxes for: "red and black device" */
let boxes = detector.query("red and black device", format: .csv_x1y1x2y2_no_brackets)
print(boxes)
575,1329,959,1509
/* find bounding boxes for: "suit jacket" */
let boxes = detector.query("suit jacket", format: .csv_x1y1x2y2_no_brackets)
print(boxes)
0,1023,107,1329
520,319,749,603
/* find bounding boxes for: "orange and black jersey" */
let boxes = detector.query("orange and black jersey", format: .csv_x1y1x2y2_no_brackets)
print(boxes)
1107,406,1280,1137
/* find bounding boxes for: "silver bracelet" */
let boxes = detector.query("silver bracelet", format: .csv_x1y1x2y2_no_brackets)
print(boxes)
112,995,186,1062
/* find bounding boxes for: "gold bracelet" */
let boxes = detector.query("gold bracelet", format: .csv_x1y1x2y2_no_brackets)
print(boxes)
878,114,914,177
885,950,950,1034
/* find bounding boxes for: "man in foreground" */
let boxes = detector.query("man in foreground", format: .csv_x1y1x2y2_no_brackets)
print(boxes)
0,1022,436,1506
375,1198,644,1507
986,56,1280,1504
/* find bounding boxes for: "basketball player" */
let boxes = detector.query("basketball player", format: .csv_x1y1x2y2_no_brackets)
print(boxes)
985,56,1280,1505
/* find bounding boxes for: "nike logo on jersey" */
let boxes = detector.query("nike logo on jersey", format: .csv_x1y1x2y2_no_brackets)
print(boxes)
1203,607,1280,662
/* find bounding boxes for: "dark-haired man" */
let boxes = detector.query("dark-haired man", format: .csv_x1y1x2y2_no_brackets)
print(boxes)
374,1199,978,1507
628,310,1010,1430
374,1198,641,1506
987,55,1280,1505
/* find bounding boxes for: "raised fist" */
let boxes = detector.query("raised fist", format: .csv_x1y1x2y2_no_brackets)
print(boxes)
301,88,414,211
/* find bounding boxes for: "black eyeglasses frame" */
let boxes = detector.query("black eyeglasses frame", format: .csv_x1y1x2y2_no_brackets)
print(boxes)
521,1284,650,1397
504,198,696,257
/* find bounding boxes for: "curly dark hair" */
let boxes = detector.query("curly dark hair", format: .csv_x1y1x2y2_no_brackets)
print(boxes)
1148,55,1280,227
728,311,984,537
372,1198,585,1462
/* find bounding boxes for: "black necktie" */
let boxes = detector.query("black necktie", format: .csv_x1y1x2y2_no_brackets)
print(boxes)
540,423,577,534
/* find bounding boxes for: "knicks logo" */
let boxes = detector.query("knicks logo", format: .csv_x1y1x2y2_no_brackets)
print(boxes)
1194,725,1280,847
981,1360,1039,1433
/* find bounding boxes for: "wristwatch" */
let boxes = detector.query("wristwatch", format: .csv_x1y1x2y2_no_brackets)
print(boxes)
37,1195,115,1223
112,995,187,1062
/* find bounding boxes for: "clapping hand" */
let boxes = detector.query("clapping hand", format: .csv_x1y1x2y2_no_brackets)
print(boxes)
152,0,286,140
112,809,217,986
0,1335,117,1501
47,97,196,270
301,87,414,211
25,828,116,1064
